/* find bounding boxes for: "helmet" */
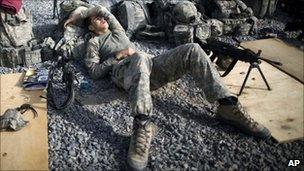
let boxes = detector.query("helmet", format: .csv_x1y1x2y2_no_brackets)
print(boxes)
172,1,197,24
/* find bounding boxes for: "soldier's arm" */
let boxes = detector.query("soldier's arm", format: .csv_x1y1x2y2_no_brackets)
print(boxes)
80,5,125,34
85,39,117,80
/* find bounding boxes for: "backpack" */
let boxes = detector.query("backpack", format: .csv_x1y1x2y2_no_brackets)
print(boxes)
210,0,253,19
0,7,40,67
221,16,257,35
116,0,151,38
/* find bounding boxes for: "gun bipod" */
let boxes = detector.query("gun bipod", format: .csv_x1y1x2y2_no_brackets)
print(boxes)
238,61,271,96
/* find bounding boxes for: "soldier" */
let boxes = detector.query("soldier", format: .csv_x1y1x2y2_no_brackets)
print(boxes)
64,5,271,171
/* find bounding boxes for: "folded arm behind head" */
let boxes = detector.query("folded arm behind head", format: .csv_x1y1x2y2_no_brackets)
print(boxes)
64,5,125,35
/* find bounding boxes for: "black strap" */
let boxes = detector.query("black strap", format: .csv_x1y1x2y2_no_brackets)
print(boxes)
16,103,38,118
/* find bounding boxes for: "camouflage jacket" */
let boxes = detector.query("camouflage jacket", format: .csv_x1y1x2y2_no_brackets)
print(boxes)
79,5,135,79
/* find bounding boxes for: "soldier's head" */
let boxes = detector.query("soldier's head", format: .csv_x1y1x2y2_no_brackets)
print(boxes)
85,15,109,34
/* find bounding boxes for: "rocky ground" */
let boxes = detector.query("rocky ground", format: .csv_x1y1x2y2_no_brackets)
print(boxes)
1,0,303,170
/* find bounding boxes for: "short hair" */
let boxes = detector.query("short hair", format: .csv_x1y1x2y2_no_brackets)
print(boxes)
84,17,92,28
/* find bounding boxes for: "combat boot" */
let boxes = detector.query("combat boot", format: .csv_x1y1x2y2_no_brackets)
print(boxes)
127,116,157,171
216,96,271,139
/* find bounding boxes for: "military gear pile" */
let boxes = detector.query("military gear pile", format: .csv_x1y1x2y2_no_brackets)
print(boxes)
165,1,201,44
208,0,258,36
116,0,151,38
210,0,253,19
149,0,259,45
0,7,53,67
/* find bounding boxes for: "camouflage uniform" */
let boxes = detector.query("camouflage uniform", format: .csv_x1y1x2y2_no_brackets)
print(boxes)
80,6,271,170
81,6,232,117
115,43,232,116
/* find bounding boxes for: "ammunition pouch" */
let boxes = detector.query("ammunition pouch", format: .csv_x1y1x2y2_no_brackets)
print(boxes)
23,47,42,67
0,46,23,68
0,37,55,68
0,44,42,68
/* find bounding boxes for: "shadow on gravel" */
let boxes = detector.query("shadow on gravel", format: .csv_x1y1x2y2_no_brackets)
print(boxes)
54,104,129,170
152,96,255,139
153,96,217,126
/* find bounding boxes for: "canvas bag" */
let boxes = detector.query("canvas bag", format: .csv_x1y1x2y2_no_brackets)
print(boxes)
116,0,151,38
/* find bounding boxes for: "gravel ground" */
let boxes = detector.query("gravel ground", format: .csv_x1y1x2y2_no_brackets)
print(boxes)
1,0,303,170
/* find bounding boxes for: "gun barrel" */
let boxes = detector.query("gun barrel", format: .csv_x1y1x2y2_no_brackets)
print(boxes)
259,57,282,66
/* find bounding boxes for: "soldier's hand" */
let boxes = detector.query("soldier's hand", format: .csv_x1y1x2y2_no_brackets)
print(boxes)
115,47,136,60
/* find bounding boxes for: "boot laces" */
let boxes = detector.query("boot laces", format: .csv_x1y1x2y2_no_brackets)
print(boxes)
233,103,258,128
134,125,151,156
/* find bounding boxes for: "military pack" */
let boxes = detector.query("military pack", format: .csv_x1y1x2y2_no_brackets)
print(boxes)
116,0,151,38
205,0,257,36
0,7,47,67
209,0,253,19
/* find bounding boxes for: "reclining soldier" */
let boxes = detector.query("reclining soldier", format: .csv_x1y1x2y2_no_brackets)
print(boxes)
64,5,271,171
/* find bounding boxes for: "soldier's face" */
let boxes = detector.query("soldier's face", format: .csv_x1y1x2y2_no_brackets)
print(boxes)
89,16,109,33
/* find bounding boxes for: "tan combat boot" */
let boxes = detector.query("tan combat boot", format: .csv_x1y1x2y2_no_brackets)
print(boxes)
127,119,157,171
217,97,271,139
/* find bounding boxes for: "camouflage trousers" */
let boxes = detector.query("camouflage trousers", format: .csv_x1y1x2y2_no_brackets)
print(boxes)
111,43,232,116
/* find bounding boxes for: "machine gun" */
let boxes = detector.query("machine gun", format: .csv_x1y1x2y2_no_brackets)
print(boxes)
200,38,282,95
